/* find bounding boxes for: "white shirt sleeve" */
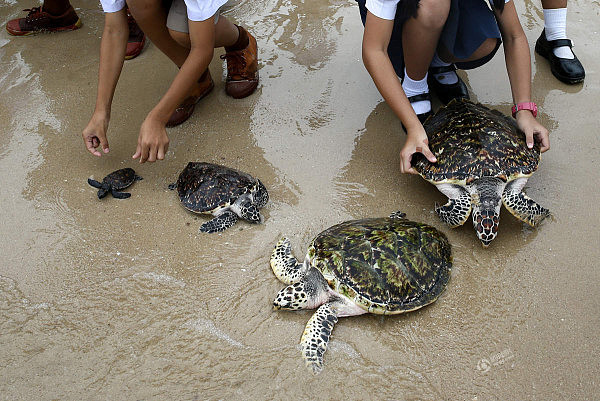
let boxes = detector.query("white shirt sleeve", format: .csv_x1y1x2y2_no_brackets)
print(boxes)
365,0,401,21
184,0,229,22
99,0,126,13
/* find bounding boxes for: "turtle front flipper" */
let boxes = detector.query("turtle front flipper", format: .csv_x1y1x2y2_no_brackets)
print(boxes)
111,190,131,199
434,184,472,227
200,210,239,233
502,179,550,226
270,238,305,284
301,303,339,375
88,178,109,199
87,178,103,189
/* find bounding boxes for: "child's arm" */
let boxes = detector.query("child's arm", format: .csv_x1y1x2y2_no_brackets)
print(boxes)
362,12,436,174
82,9,128,157
496,2,550,152
133,17,215,163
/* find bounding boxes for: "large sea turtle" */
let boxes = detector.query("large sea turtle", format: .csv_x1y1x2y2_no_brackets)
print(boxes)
270,212,452,374
87,168,142,199
170,162,268,233
412,98,550,246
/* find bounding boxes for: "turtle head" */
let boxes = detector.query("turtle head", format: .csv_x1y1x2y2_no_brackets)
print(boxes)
274,282,312,310
471,177,505,247
273,269,329,311
253,179,269,208
238,199,263,224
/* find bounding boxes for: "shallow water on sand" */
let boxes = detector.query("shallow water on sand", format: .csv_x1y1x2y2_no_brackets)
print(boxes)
1,0,599,399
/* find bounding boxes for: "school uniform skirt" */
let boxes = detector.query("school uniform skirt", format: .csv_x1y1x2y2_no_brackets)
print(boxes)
356,0,503,77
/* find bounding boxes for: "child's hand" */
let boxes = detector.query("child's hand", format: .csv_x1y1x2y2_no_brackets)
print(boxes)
400,127,437,174
133,116,170,163
516,111,550,153
82,113,110,157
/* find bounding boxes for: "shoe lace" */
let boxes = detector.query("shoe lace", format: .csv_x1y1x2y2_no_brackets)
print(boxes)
220,52,248,78
23,7,44,21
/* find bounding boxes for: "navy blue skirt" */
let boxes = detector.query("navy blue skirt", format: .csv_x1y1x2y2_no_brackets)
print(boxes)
356,0,503,77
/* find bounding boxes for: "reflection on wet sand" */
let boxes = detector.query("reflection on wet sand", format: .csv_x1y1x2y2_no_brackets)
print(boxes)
0,0,599,399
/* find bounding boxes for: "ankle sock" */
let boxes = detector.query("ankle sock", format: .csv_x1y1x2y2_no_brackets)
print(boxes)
430,53,458,84
543,8,574,59
225,25,249,52
402,68,431,115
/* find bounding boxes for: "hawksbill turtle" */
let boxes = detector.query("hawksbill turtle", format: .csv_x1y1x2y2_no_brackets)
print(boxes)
170,162,269,233
270,212,452,374
412,98,550,246
87,168,142,199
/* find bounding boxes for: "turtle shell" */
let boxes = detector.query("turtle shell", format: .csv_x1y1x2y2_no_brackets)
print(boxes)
175,162,258,213
307,217,452,315
412,99,541,185
103,168,139,190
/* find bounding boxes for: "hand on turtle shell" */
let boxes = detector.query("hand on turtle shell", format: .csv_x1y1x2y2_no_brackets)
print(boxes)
133,116,170,163
82,112,110,157
400,128,437,174
516,111,550,153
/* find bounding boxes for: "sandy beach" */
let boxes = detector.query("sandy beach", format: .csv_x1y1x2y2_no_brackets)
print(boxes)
1,0,598,399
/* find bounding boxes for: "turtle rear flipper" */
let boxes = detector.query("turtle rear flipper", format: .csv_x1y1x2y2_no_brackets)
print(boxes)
502,180,550,226
200,211,238,233
111,190,131,199
434,184,472,227
301,303,339,375
270,238,305,285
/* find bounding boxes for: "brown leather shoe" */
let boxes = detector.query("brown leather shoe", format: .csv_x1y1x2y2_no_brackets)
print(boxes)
166,70,214,127
221,28,259,99
6,5,81,36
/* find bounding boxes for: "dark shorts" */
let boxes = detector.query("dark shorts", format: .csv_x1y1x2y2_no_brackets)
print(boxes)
356,0,502,77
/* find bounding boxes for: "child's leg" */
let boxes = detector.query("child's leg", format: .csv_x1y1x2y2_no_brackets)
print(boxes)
401,0,450,115
127,0,189,68
42,0,71,15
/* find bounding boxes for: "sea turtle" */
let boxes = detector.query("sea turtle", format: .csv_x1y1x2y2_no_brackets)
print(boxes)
412,98,550,247
170,162,269,233
87,168,142,199
271,212,452,374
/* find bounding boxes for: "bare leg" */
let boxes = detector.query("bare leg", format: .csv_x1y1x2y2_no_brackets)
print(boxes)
402,0,450,81
540,0,567,8
127,0,189,67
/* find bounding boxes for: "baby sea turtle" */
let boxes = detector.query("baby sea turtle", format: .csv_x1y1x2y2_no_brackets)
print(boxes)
271,212,452,374
87,168,142,199
170,162,269,233
412,98,550,247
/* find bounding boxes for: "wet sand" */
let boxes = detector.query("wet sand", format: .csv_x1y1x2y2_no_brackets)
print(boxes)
1,0,599,399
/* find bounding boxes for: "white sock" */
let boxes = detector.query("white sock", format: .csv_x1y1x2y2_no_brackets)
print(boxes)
402,68,431,115
430,53,458,84
543,8,574,59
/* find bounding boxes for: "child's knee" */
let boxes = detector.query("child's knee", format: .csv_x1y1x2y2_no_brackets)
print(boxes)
416,0,451,30
169,28,191,48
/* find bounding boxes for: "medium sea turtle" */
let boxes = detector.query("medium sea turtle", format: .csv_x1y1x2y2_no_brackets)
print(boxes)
170,162,269,233
271,212,452,374
87,168,142,199
412,98,550,247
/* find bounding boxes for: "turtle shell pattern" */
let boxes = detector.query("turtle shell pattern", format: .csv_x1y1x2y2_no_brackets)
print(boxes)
307,217,452,315
413,98,541,184
104,168,139,189
175,162,259,213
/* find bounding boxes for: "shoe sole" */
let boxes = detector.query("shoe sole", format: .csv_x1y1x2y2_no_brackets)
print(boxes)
535,42,585,85
6,18,82,36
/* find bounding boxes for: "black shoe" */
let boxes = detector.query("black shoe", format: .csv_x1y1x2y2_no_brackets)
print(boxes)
428,64,470,104
535,29,585,84
401,93,434,132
